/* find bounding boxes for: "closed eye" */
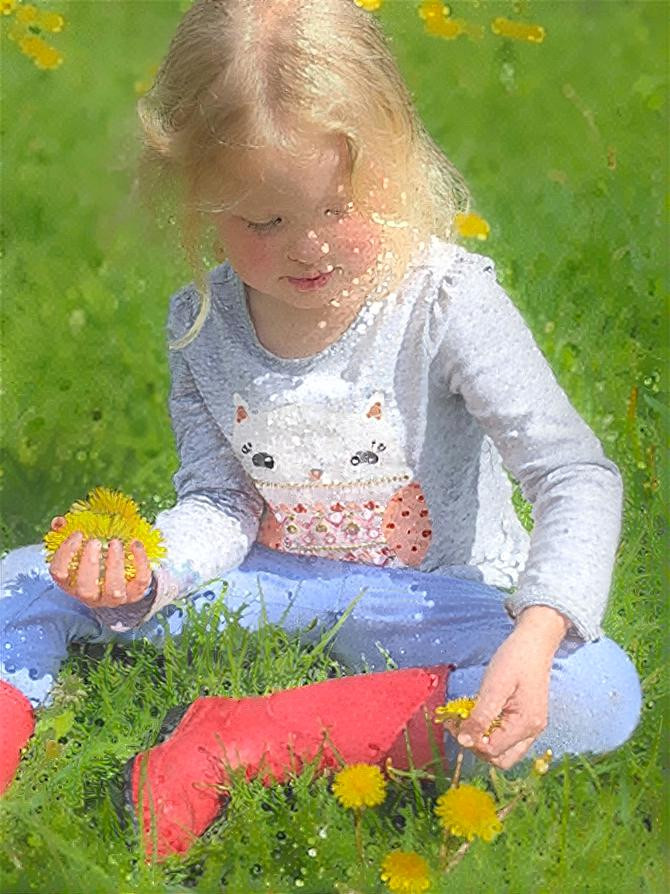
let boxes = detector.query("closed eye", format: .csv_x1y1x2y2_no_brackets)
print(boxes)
246,217,282,232
246,205,352,233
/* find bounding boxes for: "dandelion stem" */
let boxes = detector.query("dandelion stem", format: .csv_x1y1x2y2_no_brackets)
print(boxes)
354,807,363,865
384,761,437,783
438,829,449,869
450,748,465,788
445,839,469,873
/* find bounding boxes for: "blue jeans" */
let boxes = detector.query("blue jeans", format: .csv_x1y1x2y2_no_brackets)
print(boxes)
0,542,641,761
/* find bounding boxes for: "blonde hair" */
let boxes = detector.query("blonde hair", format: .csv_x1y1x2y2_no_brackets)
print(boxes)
135,0,471,348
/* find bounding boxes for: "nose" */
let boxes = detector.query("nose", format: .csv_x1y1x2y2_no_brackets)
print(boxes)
309,468,323,480
287,229,330,267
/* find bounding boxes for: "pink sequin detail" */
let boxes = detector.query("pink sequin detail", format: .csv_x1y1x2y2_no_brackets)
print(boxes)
257,482,432,567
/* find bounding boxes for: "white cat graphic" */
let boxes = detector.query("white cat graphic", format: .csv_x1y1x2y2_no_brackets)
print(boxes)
231,391,433,566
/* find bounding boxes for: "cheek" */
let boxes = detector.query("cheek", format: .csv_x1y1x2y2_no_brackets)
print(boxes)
217,221,276,275
332,214,383,268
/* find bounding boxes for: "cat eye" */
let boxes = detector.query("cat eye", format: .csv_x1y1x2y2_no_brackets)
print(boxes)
252,452,275,470
351,450,380,466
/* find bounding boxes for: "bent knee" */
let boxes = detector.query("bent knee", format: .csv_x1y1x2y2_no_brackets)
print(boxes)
544,637,642,757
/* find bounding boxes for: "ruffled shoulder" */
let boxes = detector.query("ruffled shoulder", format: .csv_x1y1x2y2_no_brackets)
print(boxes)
427,236,498,285
423,238,501,356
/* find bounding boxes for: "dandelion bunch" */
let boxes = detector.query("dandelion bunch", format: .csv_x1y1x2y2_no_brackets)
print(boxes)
380,850,431,893
43,486,166,585
434,783,502,842
3,2,65,70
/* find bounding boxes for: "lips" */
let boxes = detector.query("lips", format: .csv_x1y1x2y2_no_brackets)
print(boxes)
286,269,335,290
289,271,329,281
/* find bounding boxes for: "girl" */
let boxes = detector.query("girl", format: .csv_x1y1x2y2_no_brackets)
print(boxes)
1,0,641,859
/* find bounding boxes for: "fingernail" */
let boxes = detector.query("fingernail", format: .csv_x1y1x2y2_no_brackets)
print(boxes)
458,734,473,747
112,590,123,600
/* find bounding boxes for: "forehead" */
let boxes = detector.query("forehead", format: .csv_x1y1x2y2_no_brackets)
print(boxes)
228,132,351,213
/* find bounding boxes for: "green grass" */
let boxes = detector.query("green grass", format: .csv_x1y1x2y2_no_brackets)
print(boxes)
1,1,668,892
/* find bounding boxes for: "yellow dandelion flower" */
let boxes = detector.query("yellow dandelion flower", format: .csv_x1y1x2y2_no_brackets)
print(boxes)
354,0,382,10
18,33,46,58
491,16,546,44
418,1,450,24
37,11,65,33
532,748,553,776
434,784,502,842
380,850,431,894
454,211,490,240
43,487,166,586
15,3,37,23
332,763,387,810
1,0,18,16
34,44,63,70
434,696,477,722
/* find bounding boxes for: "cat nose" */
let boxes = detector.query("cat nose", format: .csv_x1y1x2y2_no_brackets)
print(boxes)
309,469,323,480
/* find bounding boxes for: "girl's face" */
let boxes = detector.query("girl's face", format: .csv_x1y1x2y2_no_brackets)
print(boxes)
212,131,386,314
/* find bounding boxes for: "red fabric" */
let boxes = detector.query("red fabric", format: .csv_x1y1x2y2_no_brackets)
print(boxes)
0,679,35,794
132,664,451,860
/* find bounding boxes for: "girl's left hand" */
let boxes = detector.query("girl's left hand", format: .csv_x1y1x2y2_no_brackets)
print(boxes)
446,606,570,769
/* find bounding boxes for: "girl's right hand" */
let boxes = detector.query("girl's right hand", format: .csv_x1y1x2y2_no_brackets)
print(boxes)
48,516,152,608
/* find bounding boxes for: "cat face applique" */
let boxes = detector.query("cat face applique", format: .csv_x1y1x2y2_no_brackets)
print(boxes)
231,391,433,567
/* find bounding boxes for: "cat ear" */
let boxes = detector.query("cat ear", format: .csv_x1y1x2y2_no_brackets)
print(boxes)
365,391,385,420
233,393,250,424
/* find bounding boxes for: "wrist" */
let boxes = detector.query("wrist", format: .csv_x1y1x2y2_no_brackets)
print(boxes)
515,604,571,644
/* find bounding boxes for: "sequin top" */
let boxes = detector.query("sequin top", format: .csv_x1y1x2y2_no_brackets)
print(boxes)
118,236,622,641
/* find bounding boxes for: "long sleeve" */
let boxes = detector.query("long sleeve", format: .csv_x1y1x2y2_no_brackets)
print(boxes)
432,251,623,640
102,286,265,631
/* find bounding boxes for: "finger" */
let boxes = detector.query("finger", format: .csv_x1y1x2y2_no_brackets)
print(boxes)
457,688,509,748
50,516,67,532
488,736,536,770
102,539,127,603
485,710,547,758
50,531,84,587
126,541,152,602
76,539,102,602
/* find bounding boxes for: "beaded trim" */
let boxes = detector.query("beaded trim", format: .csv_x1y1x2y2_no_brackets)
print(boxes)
250,474,411,489
281,541,387,554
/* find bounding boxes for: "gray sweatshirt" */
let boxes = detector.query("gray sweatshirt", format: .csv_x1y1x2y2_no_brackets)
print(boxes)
102,236,622,641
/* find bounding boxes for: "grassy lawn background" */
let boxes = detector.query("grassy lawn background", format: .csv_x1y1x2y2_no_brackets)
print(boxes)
0,1,667,892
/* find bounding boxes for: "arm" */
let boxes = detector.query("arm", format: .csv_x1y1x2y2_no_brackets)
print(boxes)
433,249,622,764
433,250,623,641
96,286,265,631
